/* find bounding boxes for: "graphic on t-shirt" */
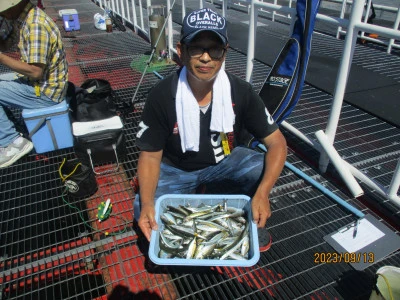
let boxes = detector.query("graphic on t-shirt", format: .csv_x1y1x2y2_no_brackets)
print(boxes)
265,108,274,125
211,132,225,163
173,122,179,135
136,121,149,138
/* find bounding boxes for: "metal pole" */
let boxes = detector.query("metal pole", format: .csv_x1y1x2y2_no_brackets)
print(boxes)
132,0,138,29
246,0,257,83
222,0,228,18
388,158,400,201
257,144,365,218
125,0,131,23
318,0,365,173
139,0,145,32
315,130,364,197
167,0,173,59
336,0,347,39
282,121,400,207
182,0,186,22
387,5,400,54
131,0,177,104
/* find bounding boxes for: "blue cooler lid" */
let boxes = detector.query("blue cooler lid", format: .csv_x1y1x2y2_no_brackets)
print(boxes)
22,101,69,118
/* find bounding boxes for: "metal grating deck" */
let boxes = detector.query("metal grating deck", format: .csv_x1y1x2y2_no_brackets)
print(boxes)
0,0,399,299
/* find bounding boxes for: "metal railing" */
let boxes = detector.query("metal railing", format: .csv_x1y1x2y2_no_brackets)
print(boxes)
96,0,148,34
246,0,400,207
336,0,400,54
95,0,400,206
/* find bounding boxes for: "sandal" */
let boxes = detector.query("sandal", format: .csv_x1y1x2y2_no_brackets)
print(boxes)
258,227,272,252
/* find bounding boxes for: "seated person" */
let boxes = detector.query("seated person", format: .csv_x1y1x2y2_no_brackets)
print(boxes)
0,0,68,168
134,8,287,250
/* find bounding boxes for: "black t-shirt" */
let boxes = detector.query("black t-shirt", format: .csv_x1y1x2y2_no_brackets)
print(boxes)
136,70,278,171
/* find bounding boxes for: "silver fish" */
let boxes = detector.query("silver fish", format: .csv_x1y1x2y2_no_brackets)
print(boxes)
160,212,176,225
186,237,197,259
158,201,251,261
194,243,217,259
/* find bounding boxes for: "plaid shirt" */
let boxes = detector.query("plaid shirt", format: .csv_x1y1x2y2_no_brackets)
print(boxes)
16,2,68,102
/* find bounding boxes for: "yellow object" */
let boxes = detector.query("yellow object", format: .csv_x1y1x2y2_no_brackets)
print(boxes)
34,85,41,97
220,132,231,156
58,158,82,182
97,199,112,222
370,266,400,300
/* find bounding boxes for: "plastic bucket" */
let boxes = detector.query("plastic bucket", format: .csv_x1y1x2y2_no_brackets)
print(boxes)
370,266,400,300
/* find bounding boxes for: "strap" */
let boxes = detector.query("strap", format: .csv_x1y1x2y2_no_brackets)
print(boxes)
28,118,59,150
58,158,82,182
87,144,120,175
28,117,46,139
46,120,59,150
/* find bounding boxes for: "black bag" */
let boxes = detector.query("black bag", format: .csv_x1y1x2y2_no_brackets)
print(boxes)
59,158,98,198
70,79,117,122
71,79,126,174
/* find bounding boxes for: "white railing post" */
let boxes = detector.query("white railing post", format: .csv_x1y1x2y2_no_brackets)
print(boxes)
120,0,125,22
222,0,228,18
336,0,347,39
167,0,174,59
318,0,365,173
246,0,257,83
116,0,120,14
272,0,277,22
360,0,374,39
132,0,138,29
182,0,186,22
388,158,400,201
111,0,116,12
125,0,131,23
139,0,145,32
388,5,400,53
315,130,364,197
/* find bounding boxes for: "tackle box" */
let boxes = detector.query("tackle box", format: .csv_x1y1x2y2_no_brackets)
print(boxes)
149,194,260,267
22,101,74,153
59,9,80,32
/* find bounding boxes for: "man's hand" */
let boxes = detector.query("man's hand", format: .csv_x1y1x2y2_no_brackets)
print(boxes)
251,193,271,228
251,129,286,228
138,203,158,242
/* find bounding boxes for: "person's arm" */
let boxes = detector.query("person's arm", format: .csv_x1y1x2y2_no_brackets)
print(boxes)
0,52,45,80
251,129,287,228
137,149,163,241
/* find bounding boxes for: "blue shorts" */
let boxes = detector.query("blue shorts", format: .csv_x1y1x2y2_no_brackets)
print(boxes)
134,146,265,220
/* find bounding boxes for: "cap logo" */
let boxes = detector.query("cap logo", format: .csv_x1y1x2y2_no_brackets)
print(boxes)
187,9,225,30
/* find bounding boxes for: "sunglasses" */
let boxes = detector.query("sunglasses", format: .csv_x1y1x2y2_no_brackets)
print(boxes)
186,45,227,59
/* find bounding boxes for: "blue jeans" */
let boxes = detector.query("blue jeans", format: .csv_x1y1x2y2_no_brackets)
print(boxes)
134,146,265,220
0,78,56,147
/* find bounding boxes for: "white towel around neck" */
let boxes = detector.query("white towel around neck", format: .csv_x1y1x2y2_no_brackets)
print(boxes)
176,67,235,153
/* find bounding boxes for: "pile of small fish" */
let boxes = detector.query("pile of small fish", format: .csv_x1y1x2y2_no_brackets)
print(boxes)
157,200,250,260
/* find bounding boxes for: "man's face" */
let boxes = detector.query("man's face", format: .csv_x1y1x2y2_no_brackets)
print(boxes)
178,31,227,83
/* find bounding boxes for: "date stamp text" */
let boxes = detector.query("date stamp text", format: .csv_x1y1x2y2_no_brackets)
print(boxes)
314,252,375,264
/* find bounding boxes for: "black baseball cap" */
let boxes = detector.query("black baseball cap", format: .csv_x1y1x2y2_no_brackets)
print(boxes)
180,8,228,45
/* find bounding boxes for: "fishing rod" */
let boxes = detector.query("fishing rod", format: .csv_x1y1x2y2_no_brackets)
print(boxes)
131,0,177,105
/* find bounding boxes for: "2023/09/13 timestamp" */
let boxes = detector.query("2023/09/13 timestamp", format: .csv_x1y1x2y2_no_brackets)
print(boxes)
314,252,375,264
